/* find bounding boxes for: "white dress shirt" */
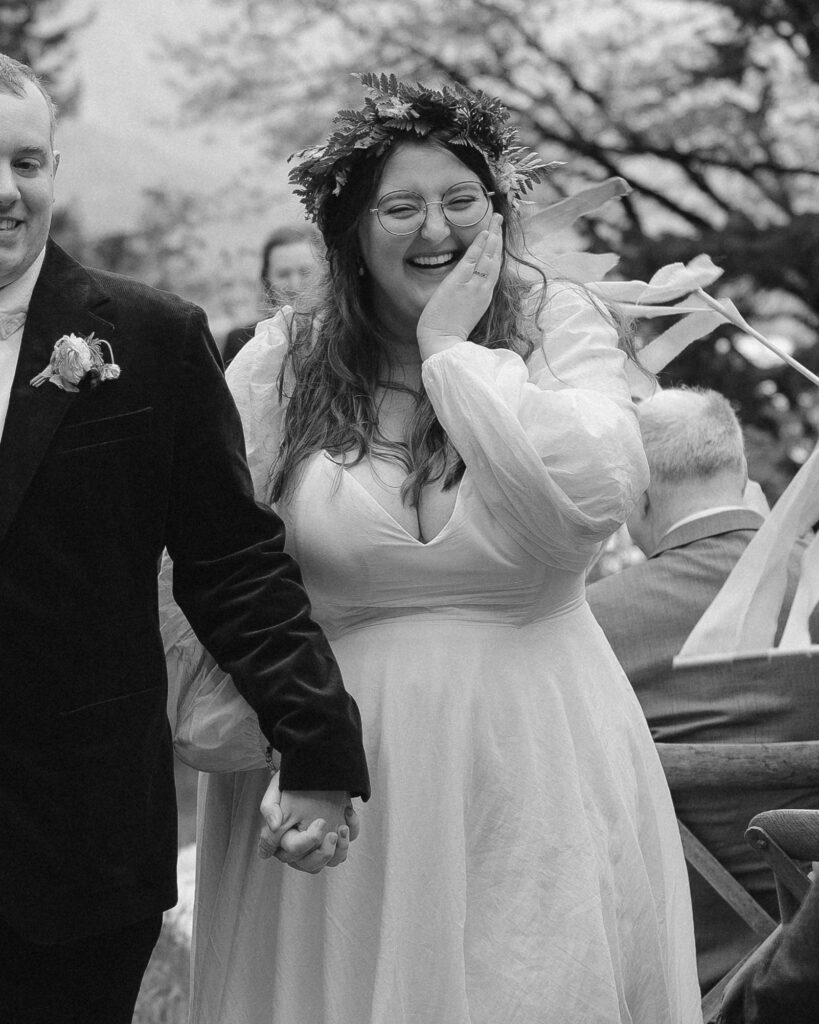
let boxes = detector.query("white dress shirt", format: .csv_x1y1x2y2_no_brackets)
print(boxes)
0,248,47,441
661,505,752,540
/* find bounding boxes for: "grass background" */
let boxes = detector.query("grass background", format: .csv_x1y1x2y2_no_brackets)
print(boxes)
133,759,198,1024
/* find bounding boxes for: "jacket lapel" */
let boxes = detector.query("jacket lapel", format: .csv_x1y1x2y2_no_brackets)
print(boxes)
0,240,114,545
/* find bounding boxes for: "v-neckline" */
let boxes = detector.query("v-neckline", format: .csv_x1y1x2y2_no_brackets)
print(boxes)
321,452,466,546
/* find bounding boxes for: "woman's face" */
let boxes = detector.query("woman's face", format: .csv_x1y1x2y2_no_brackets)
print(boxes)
357,141,493,335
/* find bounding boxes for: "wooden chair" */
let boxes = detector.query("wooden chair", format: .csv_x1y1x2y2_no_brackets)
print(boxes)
712,808,819,1022
657,741,819,1022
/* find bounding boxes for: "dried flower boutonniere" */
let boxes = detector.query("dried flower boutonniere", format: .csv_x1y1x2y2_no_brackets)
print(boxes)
30,332,120,392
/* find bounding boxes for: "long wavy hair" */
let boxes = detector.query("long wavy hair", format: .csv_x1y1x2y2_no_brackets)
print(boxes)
269,136,636,506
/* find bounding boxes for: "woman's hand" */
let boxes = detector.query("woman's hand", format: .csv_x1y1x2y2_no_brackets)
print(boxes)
416,213,503,359
258,771,360,873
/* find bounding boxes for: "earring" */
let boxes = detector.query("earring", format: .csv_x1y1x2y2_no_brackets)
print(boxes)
357,263,365,278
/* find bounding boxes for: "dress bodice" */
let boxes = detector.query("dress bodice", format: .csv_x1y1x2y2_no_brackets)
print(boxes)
281,453,585,640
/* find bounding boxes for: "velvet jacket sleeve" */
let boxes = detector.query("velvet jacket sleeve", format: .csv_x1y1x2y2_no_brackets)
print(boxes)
163,306,369,798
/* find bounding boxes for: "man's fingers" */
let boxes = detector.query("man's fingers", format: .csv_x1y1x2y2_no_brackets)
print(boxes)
344,804,361,843
258,803,287,855
278,829,342,874
258,814,354,868
258,821,281,859
325,825,350,868
258,770,286,850
263,800,283,833
266,818,327,863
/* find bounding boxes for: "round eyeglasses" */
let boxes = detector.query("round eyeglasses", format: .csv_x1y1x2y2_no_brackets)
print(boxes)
369,182,494,235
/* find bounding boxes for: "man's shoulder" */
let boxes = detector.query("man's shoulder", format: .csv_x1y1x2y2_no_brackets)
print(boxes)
85,265,204,322
588,557,659,609
588,528,745,616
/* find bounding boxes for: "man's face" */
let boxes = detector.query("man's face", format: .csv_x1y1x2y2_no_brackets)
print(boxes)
0,81,58,289
267,240,315,304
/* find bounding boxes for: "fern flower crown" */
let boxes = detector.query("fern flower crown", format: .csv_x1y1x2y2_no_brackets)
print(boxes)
288,73,556,225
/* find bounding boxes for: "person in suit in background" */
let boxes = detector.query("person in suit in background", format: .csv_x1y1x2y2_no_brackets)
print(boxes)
222,224,319,364
587,386,819,994
0,55,368,1024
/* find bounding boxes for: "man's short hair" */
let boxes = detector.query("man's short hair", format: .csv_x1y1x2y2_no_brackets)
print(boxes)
0,54,57,146
638,387,746,483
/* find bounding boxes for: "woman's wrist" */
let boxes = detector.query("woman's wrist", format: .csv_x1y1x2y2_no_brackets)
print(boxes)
416,332,467,361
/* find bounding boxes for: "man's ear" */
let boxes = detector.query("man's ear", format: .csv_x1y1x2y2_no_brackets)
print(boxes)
636,490,650,520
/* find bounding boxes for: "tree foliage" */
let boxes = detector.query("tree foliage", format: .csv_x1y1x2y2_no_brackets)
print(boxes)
0,0,94,115
172,1,819,311
174,1,819,492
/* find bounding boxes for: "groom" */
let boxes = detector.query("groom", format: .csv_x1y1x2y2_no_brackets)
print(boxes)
0,55,369,1023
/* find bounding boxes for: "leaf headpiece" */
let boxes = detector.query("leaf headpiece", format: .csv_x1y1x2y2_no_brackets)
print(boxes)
288,73,556,226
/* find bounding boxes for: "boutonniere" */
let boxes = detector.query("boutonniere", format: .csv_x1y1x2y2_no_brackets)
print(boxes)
30,332,120,392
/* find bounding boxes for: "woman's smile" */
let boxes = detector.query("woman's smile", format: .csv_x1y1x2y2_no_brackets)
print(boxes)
405,249,462,272
358,140,492,332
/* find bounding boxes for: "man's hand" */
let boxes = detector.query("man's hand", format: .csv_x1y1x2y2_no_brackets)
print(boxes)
258,772,360,873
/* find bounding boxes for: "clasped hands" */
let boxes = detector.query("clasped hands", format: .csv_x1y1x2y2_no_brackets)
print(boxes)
258,771,360,873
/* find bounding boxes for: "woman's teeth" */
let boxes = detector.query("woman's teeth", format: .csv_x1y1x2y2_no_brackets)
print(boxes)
409,252,458,268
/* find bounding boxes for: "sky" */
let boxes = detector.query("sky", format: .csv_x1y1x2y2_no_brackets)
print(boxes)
53,0,307,329
56,0,299,238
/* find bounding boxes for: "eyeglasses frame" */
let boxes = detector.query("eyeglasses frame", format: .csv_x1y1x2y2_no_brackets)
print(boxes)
368,182,496,236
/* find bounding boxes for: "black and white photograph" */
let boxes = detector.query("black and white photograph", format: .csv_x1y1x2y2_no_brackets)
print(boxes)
1,2,819,1022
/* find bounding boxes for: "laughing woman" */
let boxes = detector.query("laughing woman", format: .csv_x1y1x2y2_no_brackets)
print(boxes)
172,74,702,1024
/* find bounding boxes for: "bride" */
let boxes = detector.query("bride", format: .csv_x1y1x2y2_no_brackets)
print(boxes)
165,73,702,1023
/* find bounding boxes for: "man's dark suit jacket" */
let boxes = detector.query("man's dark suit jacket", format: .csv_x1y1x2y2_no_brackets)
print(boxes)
0,241,369,945
587,509,819,992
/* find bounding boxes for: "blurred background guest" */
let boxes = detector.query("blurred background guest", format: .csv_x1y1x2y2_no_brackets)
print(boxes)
587,386,819,993
222,224,320,364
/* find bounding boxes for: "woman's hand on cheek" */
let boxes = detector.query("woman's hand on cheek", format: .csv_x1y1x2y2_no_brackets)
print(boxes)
416,213,503,359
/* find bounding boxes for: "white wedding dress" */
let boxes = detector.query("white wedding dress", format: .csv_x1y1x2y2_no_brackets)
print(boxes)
166,285,702,1024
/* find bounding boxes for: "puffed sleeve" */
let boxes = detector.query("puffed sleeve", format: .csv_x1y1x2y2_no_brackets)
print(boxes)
421,283,649,571
160,313,293,773
224,310,292,500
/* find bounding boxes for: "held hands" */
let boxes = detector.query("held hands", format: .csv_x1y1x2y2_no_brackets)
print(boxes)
416,213,503,359
258,771,360,873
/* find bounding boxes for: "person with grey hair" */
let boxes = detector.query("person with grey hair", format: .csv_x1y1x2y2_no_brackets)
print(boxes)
587,385,819,993
622,386,749,556
0,53,368,1024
